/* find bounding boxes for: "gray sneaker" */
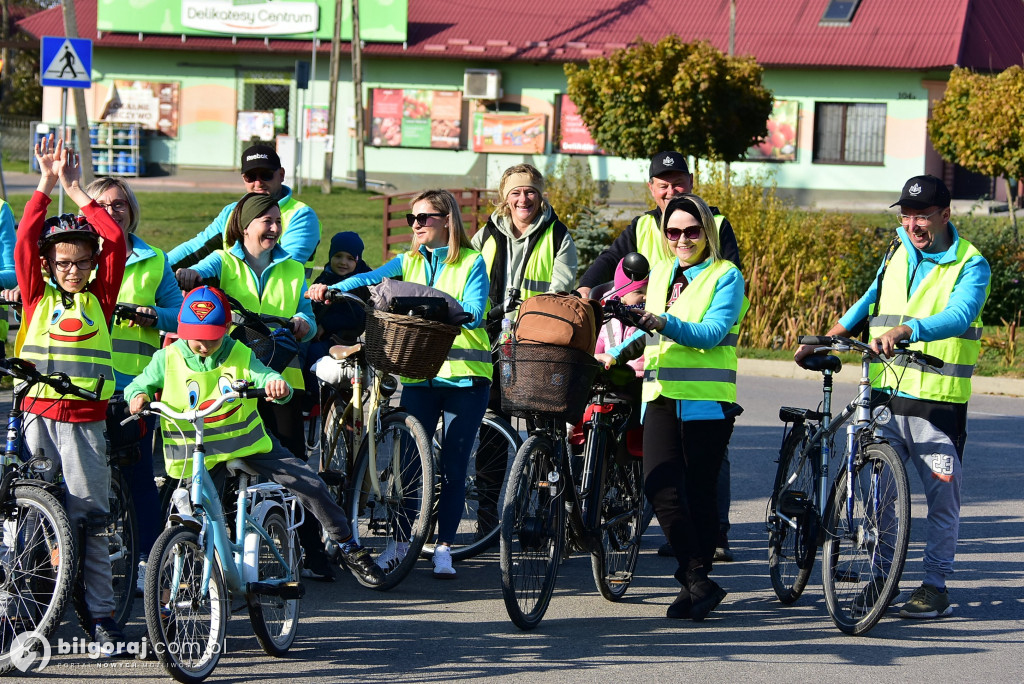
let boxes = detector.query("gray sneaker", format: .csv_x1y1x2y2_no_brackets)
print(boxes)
899,584,952,619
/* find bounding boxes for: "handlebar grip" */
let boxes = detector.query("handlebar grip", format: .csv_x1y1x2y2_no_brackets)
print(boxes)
797,336,833,346
239,388,267,400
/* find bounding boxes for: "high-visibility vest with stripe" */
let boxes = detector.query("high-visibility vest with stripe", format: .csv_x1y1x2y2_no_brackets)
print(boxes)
111,249,165,378
635,213,727,269
20,288,115,401
480,221,560,302
161,341,272,479
279,195,320,278
402,250,493,382
218,250,307,390
641,258,747,403
868,238,986,403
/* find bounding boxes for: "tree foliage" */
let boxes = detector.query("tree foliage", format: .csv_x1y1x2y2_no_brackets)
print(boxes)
929,66,1024,240
564,35,773,164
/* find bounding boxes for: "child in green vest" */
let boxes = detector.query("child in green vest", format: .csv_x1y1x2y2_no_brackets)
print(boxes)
124,286,385,587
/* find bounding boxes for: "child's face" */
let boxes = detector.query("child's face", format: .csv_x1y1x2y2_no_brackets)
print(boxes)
621,285,647,308
330,251,358,277
43,241,96,294
187,336,224,358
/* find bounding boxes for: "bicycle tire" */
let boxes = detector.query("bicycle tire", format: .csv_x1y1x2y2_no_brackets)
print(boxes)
349,411,435,591
145,524,228,684
423,411,522,561
499,435,565,631
247,510,300,657
74,467,138,633
0,485,76,675
320,394,352,509
767,422,817,604
822,441,910,635
591,455,645,602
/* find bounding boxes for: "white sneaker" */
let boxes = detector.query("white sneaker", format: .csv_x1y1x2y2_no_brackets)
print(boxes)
432,544,456,579
136,560,146,597
376,540,409,571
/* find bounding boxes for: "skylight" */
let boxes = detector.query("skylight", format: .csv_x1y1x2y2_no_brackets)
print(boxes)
821,0,861,24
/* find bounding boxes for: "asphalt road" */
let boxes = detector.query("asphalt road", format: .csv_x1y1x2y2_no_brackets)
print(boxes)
19,374,1024,682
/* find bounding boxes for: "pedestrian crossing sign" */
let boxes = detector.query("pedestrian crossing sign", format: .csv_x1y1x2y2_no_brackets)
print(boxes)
40,36,92,89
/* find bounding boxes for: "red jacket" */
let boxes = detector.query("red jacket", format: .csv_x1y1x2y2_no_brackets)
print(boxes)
16,192,126,422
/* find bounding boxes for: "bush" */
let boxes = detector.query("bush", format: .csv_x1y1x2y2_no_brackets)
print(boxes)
545,157,613,279
953,217,1024,325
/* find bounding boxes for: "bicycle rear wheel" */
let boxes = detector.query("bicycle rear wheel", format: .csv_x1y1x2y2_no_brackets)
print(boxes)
349,411,435,590
424,411,522,561
320,392,352,508
499,435,565,631
591,453,645,602
247,510,300,656
145,524,227,684
822,441,910,635
0,485,76,675
767,422,817,604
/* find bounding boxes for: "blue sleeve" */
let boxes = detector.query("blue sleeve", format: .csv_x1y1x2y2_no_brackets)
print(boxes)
908,254,991,343
167,204,233,265
660,268,745,348
294,279,316,342
279,204,321,265
0,202,16,289
456,256,489,329
154,255,184,332
192,251,224,280
331,255,404,291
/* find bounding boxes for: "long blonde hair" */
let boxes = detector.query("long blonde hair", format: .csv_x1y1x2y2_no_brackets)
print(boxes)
659,194,722,264
409,189,471,265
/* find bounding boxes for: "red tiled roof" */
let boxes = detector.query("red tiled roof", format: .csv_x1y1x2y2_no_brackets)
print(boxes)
18,0,1024,71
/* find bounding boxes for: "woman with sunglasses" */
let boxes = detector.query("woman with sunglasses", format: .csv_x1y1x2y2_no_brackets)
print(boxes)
308,190,490,579
596,194,747,622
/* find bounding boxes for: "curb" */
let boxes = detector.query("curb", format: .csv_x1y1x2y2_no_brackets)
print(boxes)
738,358,1024,398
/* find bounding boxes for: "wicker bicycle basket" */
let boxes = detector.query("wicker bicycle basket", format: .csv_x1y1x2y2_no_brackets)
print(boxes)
498,342,601,423
362,307,460,379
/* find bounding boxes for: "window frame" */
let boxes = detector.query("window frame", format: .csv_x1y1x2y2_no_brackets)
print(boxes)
812,101,887,166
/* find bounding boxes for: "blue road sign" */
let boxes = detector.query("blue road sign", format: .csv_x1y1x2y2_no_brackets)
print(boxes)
40,36,92,89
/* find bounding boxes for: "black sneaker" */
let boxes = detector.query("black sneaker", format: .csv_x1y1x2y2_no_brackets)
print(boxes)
300,550,336,583
90,617,132,658
339,540,386,587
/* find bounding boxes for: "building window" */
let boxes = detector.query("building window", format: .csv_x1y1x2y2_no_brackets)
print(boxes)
813,102,886,165
820,0,861,24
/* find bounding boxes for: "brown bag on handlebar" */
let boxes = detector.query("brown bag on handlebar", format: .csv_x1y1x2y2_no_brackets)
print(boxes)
514,293,601,354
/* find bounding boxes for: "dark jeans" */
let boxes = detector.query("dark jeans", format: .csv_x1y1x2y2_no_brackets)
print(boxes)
401,380,490,544
643,396,734,576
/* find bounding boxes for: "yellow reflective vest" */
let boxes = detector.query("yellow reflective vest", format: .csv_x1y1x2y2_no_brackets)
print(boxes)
161,340,272,479
479,220,562,302
112,248,165,378
279,194,320,278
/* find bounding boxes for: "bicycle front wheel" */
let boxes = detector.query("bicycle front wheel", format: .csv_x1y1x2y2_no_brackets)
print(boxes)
247,510,300,656
145,525,228,684
424,411,522,561
591,455,645,602
349,411,435,590
0,485,76,675
499,435,565,631
822,441,910,635
320,393,352,508
767,422,817,604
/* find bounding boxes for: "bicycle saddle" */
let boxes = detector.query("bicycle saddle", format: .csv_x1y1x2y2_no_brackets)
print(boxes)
329,343,362,360
803,354,842,373
225,458,261,478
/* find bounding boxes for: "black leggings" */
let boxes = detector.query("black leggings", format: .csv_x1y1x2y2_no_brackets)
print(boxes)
643,396,734,576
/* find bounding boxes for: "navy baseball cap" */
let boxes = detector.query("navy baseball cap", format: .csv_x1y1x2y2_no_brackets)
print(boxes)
649,151,689,179
178,286,231,341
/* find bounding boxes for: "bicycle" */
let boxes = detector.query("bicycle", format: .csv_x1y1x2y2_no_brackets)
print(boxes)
128,383,304,683
498,295,648,630
311,290,435,590
766,334,943,635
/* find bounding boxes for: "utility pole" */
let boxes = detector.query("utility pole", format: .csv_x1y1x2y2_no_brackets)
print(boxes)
61,0,93,186
351,0,365,191
321,0,342,193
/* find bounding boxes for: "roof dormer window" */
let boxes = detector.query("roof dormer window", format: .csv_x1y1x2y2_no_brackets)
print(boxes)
820,0,861,25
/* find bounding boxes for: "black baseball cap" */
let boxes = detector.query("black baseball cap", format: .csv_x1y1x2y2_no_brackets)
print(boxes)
240,144,281,174
649,151,690,179
890,175,951,210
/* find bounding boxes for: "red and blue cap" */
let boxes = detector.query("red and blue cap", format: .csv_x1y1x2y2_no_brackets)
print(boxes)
178,286,232,341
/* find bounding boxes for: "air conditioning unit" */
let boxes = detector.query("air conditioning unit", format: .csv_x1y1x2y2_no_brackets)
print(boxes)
463,69,502,100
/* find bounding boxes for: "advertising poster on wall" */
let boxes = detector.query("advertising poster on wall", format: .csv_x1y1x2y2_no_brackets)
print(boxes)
100,80,180,137
472,112,546,154
305,106,329,138
237,111,275,142
370,88,463,149
557,94,601,155
747,99,799,162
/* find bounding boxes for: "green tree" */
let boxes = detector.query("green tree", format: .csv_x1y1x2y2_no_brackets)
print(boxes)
564,36,773,169
929,66,1024,242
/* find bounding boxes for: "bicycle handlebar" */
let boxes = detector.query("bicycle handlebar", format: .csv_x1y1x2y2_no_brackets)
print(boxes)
113,302,158,325
322,289,365,307
0,297,21,310
123,384,267,425
797,334,944,370
0,357,105,401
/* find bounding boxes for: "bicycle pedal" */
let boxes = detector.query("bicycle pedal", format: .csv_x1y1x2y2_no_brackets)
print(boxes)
247,581,305,600
778,491,811,517
607,572,633,585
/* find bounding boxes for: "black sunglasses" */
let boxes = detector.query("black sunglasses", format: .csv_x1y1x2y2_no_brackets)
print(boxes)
243,169,276,183
665,226,703,242
406,212,446,227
